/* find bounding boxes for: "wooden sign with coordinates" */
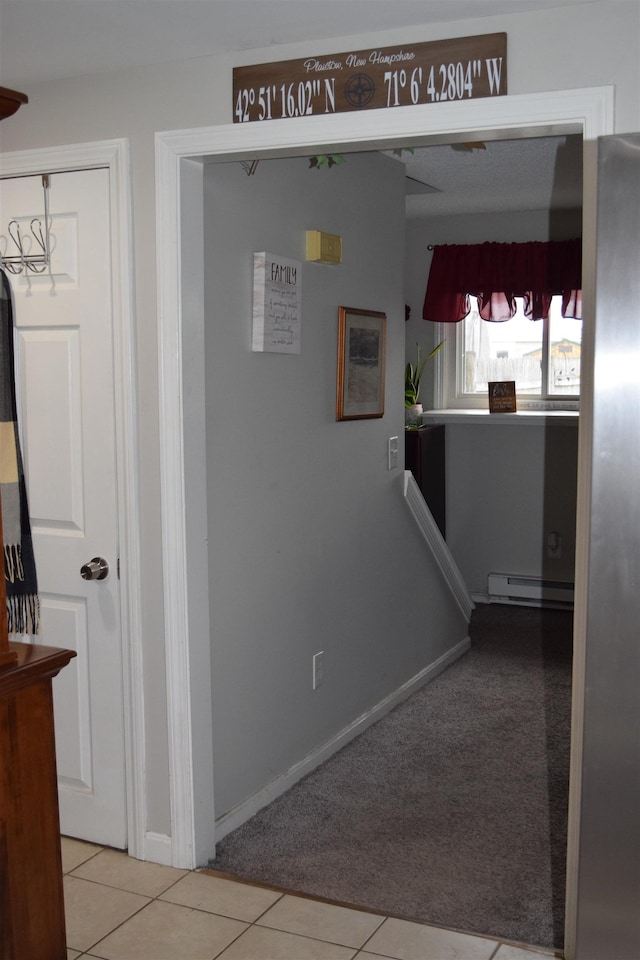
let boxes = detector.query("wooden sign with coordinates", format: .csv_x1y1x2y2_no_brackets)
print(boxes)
233,32,506,123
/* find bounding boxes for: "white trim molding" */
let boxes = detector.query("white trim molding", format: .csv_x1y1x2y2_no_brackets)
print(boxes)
156,141,215,871
142,831,173,867
421,410,579,426
156,133,198,868
155,87,613,885
0,138,144,858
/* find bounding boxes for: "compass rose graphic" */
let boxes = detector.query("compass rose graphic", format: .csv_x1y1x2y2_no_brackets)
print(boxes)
344,73,376,108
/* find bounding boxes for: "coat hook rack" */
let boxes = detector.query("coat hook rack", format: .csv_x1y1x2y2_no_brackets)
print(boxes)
0,174,53,275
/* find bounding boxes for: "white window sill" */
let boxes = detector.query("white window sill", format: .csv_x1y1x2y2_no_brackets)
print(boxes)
421,409,579,426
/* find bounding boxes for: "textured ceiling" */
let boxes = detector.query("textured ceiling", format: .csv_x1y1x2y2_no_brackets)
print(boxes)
397,133,584,216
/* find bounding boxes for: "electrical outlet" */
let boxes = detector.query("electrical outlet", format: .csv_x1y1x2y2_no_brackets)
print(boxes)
312,651,324,690
388,436,399,470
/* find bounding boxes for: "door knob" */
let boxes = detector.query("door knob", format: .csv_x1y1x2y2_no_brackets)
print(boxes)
80,557,109,581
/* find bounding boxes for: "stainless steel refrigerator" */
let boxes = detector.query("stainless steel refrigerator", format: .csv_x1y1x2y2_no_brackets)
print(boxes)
568,133,640,960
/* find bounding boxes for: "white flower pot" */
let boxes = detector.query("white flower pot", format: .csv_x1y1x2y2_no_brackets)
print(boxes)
405,403,423,428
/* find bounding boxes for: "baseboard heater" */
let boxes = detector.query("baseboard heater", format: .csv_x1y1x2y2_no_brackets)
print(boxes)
487,572,574,607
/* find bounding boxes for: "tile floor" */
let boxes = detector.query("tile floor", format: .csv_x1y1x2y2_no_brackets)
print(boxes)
62,837,561,960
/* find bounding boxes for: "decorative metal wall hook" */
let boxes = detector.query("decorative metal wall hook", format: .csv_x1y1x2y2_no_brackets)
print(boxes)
0,174,53,275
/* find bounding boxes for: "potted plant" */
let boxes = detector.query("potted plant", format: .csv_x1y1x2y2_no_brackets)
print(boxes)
405,340,444,428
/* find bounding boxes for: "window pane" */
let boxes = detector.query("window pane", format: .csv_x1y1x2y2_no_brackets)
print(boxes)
462,296,543,395
548,297,581,395
460,295,581,399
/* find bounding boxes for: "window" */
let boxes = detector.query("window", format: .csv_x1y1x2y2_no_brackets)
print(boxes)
423,240,582,412
436,295,581,411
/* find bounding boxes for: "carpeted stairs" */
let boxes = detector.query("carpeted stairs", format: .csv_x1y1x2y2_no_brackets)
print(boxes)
211,603,573,950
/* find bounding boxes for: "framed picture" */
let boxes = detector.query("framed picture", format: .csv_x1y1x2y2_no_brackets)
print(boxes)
336,306,387,421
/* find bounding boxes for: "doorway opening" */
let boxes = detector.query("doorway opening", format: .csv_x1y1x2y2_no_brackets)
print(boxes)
197,132,580,948
155,86,613,960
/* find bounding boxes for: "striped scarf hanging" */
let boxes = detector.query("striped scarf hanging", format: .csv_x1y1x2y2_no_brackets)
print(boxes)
0,268,40,635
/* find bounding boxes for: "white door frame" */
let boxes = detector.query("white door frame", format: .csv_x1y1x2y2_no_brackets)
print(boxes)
156,87,613,953
0,139,145,859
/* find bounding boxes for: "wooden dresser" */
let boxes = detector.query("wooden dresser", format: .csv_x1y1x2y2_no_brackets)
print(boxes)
1,509,75,959
404,424,446,538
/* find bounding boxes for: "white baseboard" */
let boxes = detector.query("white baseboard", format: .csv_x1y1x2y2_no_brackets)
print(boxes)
471,593,491,605
214,635,471,844
141,831,173,866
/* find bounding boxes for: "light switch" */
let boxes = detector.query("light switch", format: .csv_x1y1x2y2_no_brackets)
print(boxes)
388,436,399,470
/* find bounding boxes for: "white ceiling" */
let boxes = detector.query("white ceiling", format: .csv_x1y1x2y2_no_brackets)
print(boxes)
0,0,587,216
0,0,598,90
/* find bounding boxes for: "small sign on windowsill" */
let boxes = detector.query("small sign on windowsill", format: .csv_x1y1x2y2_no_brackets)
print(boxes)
488,381,517,413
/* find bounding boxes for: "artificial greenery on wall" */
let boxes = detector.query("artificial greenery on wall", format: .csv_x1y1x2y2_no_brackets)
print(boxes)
308,154,346,169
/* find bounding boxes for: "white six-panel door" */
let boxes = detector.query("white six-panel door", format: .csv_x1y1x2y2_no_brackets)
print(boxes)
0,168,126,847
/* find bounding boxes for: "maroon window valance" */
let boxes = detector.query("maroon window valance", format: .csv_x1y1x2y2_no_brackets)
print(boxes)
422,239,582,323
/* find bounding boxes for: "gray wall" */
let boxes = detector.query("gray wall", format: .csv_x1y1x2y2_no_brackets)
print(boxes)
444,421,578,593
405,209,581,595
204,153,467,816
